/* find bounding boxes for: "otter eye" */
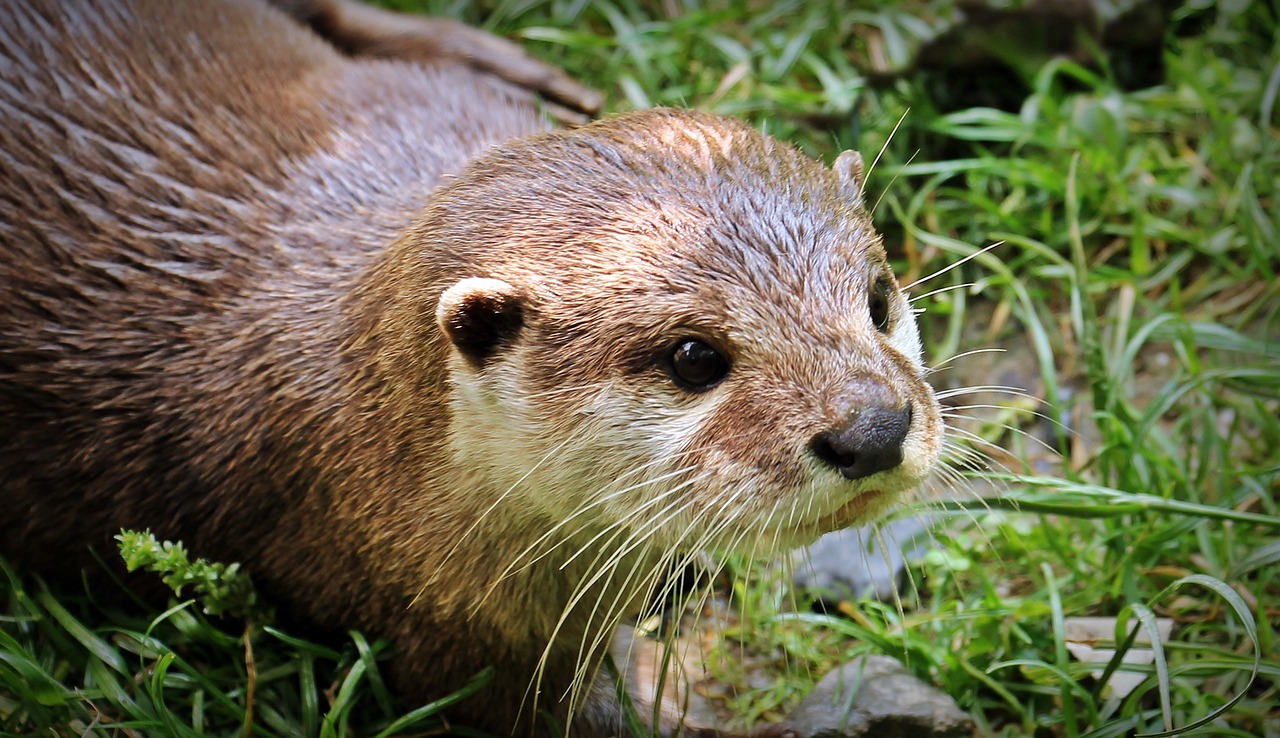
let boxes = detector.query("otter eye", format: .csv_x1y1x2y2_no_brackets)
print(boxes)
869,276,892,333
667,338,729,392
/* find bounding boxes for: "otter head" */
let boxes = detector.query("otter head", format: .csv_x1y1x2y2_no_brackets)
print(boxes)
423,108,942,556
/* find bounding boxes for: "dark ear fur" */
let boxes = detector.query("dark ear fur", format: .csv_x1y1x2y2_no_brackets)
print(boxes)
436,278,525,368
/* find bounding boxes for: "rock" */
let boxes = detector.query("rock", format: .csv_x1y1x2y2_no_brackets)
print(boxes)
791,514,940,605
864,0,1195,112
788,655,974,738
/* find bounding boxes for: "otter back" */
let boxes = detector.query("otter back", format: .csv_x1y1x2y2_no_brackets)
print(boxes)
0,0,542,568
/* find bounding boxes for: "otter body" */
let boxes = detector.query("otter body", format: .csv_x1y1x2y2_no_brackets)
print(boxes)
0,1,942,734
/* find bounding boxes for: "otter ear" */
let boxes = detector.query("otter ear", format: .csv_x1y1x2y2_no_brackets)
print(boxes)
833,150,865,210
436,277,525,368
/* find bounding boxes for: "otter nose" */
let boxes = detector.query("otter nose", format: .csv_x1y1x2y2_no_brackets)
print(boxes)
810,404,912,480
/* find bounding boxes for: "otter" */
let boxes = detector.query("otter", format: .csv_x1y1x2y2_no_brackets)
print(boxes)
0,0,943,734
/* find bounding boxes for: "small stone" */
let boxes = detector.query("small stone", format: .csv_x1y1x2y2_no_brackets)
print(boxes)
787,655,974,738
791,515,940,604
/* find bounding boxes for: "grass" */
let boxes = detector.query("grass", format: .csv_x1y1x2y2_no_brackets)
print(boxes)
3,0,1278,736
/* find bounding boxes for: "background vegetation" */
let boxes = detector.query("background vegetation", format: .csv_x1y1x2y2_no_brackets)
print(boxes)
3,0,1276,736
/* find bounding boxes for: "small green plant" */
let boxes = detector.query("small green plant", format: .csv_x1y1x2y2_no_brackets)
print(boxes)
117,529,267,621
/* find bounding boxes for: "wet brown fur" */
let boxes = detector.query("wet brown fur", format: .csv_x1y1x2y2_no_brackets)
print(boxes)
0,1,941,734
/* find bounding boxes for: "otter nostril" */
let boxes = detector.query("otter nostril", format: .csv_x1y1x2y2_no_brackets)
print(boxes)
811,405,912,481
810,430,854,470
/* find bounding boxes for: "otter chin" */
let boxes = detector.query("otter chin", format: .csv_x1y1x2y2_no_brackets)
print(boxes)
0,1,942,735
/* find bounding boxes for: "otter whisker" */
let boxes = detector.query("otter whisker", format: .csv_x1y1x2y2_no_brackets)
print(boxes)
471,472,700,618
531,471,715,670
938,427,1008,462
908,282,977,305
942,414,1062,460
911,472,1015,577
941,403,1039,414
942,411,1061,453
940,405,1054,432
900,241,1003,292
938,443,992,469
869,522,913,622
561,535,672,711
497,464,701,578
546,486,723,718
478,443,722,589
934,435,1001,475
925,346,1010,372
573,541,708,699
571,473,749,656
935,384,1034,400
623,506,754,697
866,109,911,217
413,432,581,603
601,491,753,693
557,471,713,572
528,460,708,583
